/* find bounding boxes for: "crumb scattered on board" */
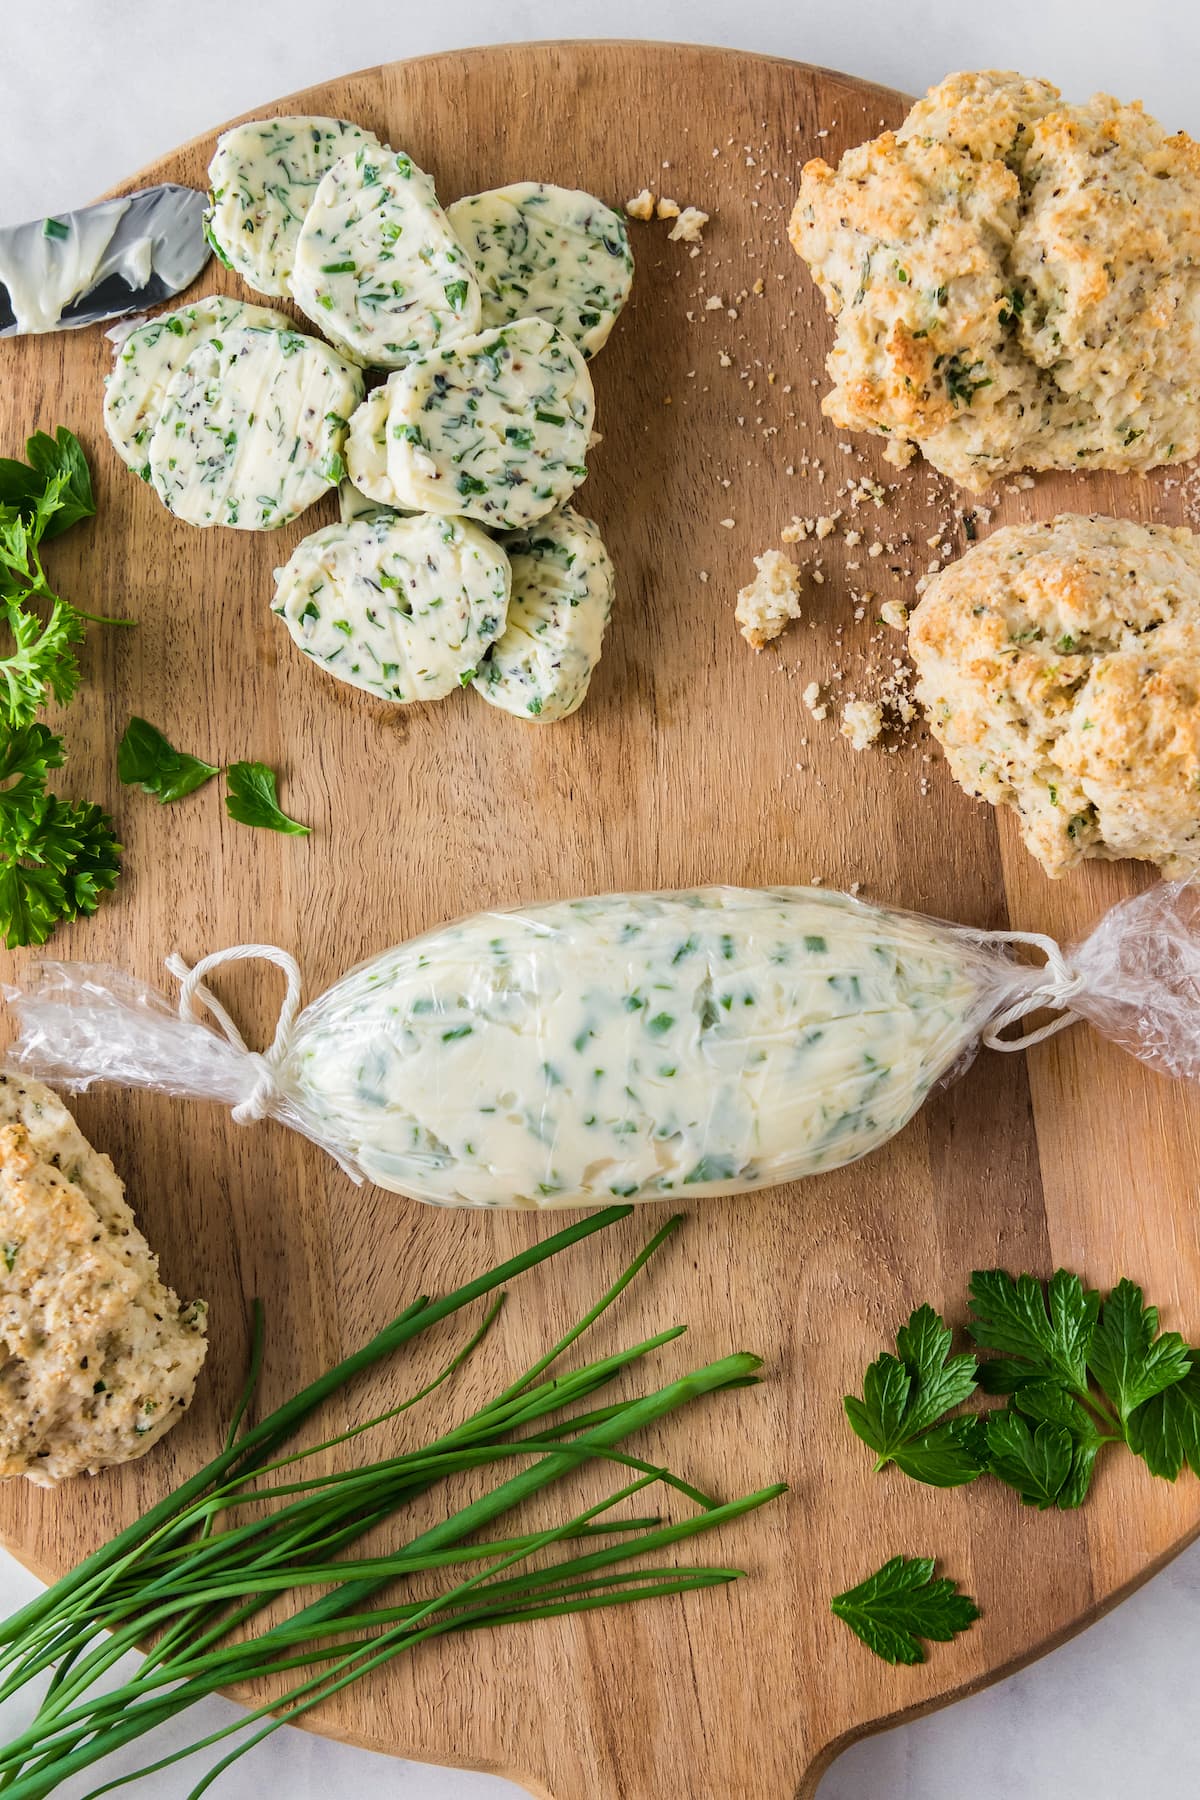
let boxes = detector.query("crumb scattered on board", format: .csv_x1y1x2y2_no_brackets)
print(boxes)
839,699,883,752
736,551,802,649
626,191,710,244
668,207,709,243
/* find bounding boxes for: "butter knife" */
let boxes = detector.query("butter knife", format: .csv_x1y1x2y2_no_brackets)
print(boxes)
0,185,211,338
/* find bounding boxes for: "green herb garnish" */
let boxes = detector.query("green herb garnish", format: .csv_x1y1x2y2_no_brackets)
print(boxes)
118,716,218,804
0,427,95,537
847,1271,1200,1512
938,353,992,407
844,1304,986,1487
0,1209,785,1792
831,1557,979,1665
0,431,122,947
224,761,311,835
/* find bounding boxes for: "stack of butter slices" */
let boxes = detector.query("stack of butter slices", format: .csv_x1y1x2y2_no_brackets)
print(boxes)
102,117,631,724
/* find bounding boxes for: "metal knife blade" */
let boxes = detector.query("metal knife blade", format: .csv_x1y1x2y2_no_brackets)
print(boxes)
0,185,211,338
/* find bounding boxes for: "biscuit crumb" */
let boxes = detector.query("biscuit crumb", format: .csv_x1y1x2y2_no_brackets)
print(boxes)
802,680,828,722
625,188,655,221
736,550,803,649
656,197,681,220
669,207,710,244
880,598,909,631
840,699,884,751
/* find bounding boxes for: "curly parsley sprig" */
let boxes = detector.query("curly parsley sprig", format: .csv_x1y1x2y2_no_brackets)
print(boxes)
0,429,122,948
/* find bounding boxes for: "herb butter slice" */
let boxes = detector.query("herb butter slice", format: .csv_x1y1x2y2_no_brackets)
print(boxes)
338,478,396,525
103,295,291,476
291,144,480,368
279,887,996,1208
473,507,614,721
385,318,595,529
149,326,363,531
272,512,510,702
345,382,401,504
448,182,634,358
205,115,376,298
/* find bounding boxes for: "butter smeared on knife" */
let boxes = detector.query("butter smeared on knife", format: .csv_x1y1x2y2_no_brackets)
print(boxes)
0,185,210,337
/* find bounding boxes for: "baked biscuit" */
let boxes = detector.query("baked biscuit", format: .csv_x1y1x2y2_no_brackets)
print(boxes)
791,71,1200,490
908,514,1200,877
0,1074,207,1485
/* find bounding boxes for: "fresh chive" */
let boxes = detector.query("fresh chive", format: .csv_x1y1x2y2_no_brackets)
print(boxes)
0,1211,784,1796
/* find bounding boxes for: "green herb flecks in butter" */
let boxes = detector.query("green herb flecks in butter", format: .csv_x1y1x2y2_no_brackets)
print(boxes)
384,318,595,530
280,887,992,1208
291,145,480,369
448,182,633,360
471,506,614,724
273,511,510,703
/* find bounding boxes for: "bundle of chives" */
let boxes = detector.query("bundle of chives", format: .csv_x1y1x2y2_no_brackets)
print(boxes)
0,1206,785,1798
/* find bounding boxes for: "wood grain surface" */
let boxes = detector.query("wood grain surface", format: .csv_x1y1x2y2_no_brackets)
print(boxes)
2,41,1200,1800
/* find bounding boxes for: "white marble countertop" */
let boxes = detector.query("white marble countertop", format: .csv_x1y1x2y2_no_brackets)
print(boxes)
2,4,1199,1796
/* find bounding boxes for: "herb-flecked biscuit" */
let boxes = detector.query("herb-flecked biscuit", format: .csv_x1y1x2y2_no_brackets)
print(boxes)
908,514,1200,877
790,70,1200,490
0,1072,207,1486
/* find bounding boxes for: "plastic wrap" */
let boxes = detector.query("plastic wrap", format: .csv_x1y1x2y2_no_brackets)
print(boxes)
6,883,1199,1210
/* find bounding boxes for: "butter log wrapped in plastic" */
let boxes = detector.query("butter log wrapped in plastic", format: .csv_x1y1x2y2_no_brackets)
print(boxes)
7,883,1200,1210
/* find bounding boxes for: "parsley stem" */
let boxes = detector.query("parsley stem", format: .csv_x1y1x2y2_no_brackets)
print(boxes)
1071,1386,1121,1435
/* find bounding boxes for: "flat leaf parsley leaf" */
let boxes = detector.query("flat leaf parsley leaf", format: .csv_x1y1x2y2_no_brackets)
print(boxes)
1086,1278,1191,1427
0,427,95,539
225,762,310,835
849,1271,1199,1514
1127,1359,1200,1480
118,717,218,804
969,1269,1098,1395
968,1270,1193,1508
831,1557,979,1665
844,1304,986,1487
1006,1381,1107,1509
983,1411,1075,1510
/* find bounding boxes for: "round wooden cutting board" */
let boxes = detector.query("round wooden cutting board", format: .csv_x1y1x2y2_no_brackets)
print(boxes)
3,40,1200,1800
